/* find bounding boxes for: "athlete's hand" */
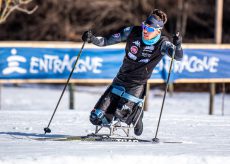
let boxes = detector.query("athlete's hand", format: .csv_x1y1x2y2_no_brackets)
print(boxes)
82,30,93,43
161,41,175,57
173,32,182,47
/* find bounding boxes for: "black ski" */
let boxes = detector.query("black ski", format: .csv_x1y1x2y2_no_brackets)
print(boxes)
31,134,150,142
29,133,183,143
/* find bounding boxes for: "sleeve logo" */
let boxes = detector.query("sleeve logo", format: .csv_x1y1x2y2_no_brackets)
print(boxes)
112,33,121,38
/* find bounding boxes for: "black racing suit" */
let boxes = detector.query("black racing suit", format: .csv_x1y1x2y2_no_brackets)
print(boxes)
90,26,183,124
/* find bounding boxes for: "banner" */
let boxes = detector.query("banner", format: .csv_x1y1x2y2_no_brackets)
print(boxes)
154,49,230,80
0,47,230,81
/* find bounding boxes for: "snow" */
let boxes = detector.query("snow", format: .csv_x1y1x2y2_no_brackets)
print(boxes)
0,85,230,164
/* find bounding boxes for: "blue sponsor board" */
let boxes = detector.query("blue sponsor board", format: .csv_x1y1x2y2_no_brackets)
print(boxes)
0,47,229,81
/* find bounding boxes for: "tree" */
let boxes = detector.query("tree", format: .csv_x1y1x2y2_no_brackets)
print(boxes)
0,0,37,24
0,0,229,43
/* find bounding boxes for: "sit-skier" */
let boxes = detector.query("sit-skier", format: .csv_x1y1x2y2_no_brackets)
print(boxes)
82,9,183,136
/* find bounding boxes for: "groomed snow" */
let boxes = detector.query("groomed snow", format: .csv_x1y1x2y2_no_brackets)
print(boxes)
0,85,230,164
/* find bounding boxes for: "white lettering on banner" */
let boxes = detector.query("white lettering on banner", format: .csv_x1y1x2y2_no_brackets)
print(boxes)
29,55,103,74
2,49,27,75
154,54,220,73
92,57,103,73
75,56,103,73
39,57,48,72
62,55,72,71
209,57,219,73
45,55,59,70
53,58,62,73
174,55,219,73
30,57,39,74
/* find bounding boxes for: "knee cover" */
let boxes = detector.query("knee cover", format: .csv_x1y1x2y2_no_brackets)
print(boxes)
89,109,110,125
115,98,134,121
125,104,143,125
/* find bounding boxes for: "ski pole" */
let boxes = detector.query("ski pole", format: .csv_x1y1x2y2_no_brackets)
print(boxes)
152,34,178,143
44,41,86,134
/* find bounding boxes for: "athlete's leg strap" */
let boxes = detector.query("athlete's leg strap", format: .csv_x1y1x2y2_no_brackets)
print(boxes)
111,85,144,106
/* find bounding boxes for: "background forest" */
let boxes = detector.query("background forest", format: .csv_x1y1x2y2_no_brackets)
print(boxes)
0,0,229,43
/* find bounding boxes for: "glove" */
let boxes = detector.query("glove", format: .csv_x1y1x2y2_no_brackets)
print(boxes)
173,32,182,47
161,41,175,57
82,30,93,43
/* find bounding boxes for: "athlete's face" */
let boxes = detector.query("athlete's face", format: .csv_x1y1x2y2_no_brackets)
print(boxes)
142,26,161,40
142,22,161,40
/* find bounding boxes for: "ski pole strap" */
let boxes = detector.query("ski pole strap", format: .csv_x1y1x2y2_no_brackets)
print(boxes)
111,85,144,105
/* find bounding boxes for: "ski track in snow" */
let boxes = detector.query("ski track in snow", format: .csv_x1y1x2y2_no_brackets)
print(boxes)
0,86,230,164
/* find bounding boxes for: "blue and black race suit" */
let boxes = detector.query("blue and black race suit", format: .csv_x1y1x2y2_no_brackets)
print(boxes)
90,26,183,124
91,26,183,86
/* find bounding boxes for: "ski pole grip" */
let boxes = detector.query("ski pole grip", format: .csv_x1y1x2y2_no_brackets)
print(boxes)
87,30,92,42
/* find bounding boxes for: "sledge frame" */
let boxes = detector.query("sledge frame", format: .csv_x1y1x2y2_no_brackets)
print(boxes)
95,105,144,137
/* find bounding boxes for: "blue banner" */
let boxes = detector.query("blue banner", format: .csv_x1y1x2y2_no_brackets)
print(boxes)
154,49,230,80
0,47,229,81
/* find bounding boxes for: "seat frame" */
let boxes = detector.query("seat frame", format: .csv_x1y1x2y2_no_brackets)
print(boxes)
94,106,144,137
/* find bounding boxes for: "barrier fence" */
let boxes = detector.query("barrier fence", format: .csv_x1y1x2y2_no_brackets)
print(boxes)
0,42,230,83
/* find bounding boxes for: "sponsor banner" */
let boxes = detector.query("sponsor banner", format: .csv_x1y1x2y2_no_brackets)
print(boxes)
0,47,229,80
154,49,230,80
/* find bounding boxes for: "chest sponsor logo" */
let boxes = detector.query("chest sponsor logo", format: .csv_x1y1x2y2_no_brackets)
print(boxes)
130,46,138,54
142,52,152,58
139,59,150,63
128,52,137,61
132,40,140,47
112,33,120,38
144,46,154,52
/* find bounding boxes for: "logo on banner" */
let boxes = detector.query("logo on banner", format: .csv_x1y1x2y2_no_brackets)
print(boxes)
130,46,138,54
153,54,220,74
30,55,103,74
2,48,27,75
1,48,103,76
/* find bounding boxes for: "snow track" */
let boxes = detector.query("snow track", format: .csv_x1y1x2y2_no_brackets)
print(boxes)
0,86,230,164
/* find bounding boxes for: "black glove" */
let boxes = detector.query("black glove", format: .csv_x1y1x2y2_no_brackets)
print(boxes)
82,30,93,43
173,32,182,47
161,41,175,57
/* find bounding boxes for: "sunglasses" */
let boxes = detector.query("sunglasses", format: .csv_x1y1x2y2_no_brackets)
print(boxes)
142,22,161,33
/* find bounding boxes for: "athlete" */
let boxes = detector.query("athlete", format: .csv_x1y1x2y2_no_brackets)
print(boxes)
82,9,183,136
